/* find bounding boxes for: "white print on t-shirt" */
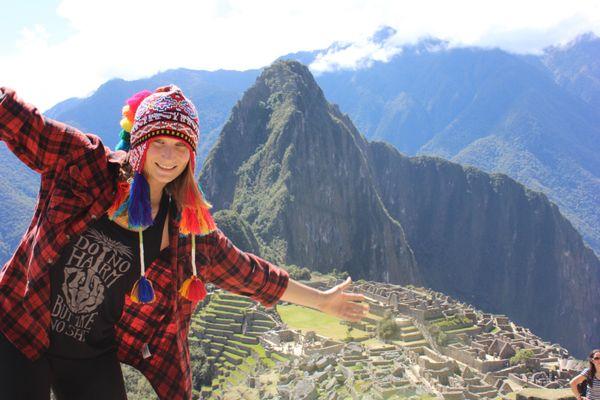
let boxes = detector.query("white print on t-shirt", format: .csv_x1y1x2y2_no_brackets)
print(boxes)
51,228,133,342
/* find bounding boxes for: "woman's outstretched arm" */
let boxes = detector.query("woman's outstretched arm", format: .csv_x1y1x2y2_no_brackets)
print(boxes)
198,229,369,322
0,87,96,174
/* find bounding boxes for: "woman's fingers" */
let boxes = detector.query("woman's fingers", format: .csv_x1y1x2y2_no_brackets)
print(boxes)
346,302,368,314
344,311,366,322
339,302,369,320
343,292,367,302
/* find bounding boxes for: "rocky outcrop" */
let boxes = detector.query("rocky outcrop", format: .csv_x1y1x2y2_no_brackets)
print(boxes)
200,61,419,284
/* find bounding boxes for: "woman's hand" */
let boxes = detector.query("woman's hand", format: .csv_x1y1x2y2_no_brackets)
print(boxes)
280,276,370,322
318,277,370,322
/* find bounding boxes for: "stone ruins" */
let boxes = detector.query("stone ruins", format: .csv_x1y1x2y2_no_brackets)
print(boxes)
191,280,585,399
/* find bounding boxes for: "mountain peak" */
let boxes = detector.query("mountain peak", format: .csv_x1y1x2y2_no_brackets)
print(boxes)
258,60,326,103
545,31,600,54
200,60,420,282
568,31,599,46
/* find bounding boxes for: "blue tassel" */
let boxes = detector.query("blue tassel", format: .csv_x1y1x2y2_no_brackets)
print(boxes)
131,276,155,303
128,172,153,228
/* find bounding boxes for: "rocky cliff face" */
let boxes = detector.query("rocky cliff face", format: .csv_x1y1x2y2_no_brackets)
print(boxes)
311,35,600,257
368,141,600,357
200,60,599,357
200,61,419,284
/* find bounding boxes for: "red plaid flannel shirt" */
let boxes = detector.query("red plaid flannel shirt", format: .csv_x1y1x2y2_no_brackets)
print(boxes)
0,88,289,400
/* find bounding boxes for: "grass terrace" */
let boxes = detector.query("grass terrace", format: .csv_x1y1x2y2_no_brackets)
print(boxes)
191,291,288,399
277,303,371,341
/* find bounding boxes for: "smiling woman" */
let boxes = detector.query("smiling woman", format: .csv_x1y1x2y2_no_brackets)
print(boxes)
0,84,369,400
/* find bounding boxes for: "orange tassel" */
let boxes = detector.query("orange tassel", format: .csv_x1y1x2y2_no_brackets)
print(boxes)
180,207,200,235
179,275,206,302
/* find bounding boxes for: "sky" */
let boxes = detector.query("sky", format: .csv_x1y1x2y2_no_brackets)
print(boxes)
1,0,599,110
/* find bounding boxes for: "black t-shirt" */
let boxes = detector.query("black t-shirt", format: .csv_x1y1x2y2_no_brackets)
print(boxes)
47,193,169,359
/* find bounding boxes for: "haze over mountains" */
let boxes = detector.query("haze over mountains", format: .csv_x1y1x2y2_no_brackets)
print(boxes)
0,32,598,357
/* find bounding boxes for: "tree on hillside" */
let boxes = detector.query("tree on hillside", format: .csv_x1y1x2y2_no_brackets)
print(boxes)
377,310,399,340
510,348,535,366
285,264,312,281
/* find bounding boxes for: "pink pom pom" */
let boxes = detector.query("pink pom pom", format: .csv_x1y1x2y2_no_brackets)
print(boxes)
126,90,152,117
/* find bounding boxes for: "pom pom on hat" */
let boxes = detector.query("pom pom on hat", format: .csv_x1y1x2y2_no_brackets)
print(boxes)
116,90,152,152
120,117,133,133
127,90,152,112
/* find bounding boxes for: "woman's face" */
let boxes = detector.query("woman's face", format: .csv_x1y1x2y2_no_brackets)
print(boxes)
142,136,191,186
592,351,600,367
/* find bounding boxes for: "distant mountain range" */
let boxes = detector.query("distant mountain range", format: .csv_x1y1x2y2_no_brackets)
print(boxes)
37,31,600,258
46,68,260,163
287,29,600,258
200,60,599,358
1,32,598,358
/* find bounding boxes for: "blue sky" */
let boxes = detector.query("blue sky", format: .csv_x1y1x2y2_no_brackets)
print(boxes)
1,0,599,110
0,1,74,56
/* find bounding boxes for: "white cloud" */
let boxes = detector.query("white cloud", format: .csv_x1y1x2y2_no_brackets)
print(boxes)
310,32,404,73
1,0,599,110
312,0,600,72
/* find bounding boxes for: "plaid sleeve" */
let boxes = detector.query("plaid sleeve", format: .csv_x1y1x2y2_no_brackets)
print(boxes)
200,229,289,308
0,87,93,174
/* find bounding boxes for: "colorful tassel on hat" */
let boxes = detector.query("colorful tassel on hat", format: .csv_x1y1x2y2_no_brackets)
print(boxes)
130,229,156,303
179,276,206,302
131,276,155,303
179,235,207,302
179,182,216,236
128,172,153,229
178,183,214,302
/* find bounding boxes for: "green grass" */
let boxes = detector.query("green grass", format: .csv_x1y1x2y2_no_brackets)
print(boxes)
445,325,480,334
277,304,369,340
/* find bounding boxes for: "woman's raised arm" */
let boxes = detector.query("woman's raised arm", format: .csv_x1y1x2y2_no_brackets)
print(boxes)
0,87,96,174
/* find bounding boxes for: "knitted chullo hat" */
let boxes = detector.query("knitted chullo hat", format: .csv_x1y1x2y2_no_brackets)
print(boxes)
109,85,216,304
